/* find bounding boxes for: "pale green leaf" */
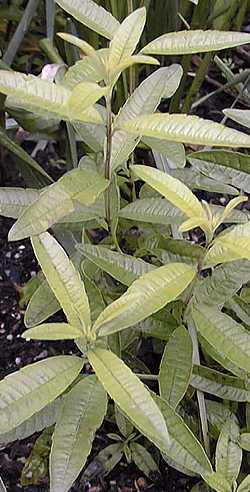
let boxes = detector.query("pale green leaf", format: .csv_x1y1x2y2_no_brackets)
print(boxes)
110,54,159,81
206,400,234,435
223,109,250,129
0,477,6,492
115,405,133,438
0,356,83,434
55,0,120,39
119,198,185,225
88,348,170,453
69,82,108,119
203,471,232,492
240,433,250,451
22,323,83,340
108,8,146,69
159,326,193,409
24,280,60,328
131,165,206,219
226,295,250,327
130,442,159,478
50,376,107,492
78,244,155,287
63,51,107,88
57,33,96,56
94,262,196,336
0,187,39,218
238,475,250,492
8,169,108,240
31,232,90,333
199,333,246,378
153,393,212,476
216,416,242,484
193,305,250,374
170,168,239,195
204,223,250,267
142,29,250,55
121,113,250,147
191,365,250,402
143,137,186,169
188,150,250,193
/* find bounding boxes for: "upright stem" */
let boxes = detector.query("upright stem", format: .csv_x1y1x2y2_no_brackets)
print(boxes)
104,92,113,225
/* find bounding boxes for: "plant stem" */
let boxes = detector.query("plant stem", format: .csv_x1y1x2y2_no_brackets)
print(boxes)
104,92,113,225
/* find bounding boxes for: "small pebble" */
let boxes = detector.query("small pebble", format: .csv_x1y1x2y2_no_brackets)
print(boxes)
15,357,21,365
6,334,13,341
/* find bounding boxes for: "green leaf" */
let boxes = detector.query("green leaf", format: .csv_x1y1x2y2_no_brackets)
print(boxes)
88,348,170,453
121,114,250,147
188,150,250,193
240,433,250,451
68,82,108,120
0,398,62,448
22,323,83,340
204,223,250,267
216,416,242,484
108,8,146,69
153,393,212,476
0,477,7,492
119,198,185,225
115,405,133,438
170,168,239,195
0,128,52,187
223,109,250,129
131,165,206,220
63,52,107,88
203,471,232,492
0,187,39,218
159,326,193,409
55,0,120,39
142,29,250,55
57,33,96,56
238,475,250,492
226,295,250,327
143,137,186,169
111,65,183,171
206,400,234,435
130,442,159,478
193,305,250,374
78,244,155,287
0,356,83,434
83,443,123,479
199,334,246,378
21,427,52,486
191,365,250,402
24,279,60,328
94,262,196,336
9,169,108,240
110,54,159,81
50,376,107,492
31,232,90,333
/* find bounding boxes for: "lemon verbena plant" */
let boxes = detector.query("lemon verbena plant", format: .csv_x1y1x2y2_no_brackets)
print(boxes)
2,1,250,491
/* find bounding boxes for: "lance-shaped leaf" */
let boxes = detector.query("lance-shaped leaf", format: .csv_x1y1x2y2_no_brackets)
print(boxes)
0,398,62,448
169,168,239,195
111,55,159,81
0,188,39,218
203,472,232,492
88,348,170,453
0,356,83,434
69,82,109,120
122,113,250,147
57,33,96,56
159,326,193,409
188,150,250,193
223,109,250,129
31,232,90,333
55,0,120,40
204,223,250,267
216,417,242,485
144,137,186,169
132,165,206,220
141,29,250,55
9,169,108,240
206,401,234,435
63,51,108,88
130,442,159,478
119,198,185,225
78,244,155,287
24,280,60,328
193,306,250,374
240,433,250,451
199,334,246,379
94,262,196,336
153,393,212,476
22,323,83,340
111,65,183,171
191,365,250,402
50,376,107,492
0,70,102,124
83,442,123,479
108,8,146,69
238,475,250,492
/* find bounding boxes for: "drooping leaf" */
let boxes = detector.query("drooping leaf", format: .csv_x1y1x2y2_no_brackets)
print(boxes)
216,416,242,484
142,29,250,55
78,244,155,287
199,333,246,378
131,165,206,220
159,326,193,409
119,198,185,225
88,348,170,454
130,442,159,478
94,262,196,336
153,393,212,476
31,232,90,333
55,0,120,39
0,188,39,218
121,114,250,147
50,376,107,492
57,33,96,56
204,223,250,267
169,168,239,195
226,295,250,327
0,356,83,433
223,108,250,129
24,279,60,328
8,169,108,240
22,323,83,340
193,305,250,374
191,365,250,402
